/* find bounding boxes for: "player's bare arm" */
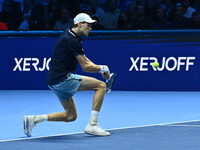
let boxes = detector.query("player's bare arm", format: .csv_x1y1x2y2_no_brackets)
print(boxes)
76,54,100,72
76,54,110,80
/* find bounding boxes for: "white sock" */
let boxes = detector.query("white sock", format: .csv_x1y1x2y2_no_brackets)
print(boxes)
33,115,48,124
89,110,99,125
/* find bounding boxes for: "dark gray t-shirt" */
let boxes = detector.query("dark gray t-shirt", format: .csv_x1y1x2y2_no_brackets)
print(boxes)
46,29,85,85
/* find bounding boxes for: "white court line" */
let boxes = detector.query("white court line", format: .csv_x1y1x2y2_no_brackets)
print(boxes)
1,119,200,143
165,125,200,127
107,119,200,131
0,132,84,143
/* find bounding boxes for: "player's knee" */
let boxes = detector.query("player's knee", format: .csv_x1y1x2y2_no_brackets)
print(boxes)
98,81,106,92
64,114,77,122
68,115,77,122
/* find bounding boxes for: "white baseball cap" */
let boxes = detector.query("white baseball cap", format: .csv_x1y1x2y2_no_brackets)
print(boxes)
73,13,96,24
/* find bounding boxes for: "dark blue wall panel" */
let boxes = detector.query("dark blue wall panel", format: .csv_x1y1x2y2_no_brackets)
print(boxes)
1,33,200,91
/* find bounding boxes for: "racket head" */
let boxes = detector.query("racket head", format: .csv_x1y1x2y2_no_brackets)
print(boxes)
106,73,116,93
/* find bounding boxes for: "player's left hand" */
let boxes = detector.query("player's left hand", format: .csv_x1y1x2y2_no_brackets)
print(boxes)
101,71,110,80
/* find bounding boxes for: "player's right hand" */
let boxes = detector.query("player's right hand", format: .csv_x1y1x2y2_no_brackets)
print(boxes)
101,71,110,80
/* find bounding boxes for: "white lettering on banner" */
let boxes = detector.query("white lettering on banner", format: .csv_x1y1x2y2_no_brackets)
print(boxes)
140,57,148,71
39,58,47,71
129,57,139,71
23,58,31,71
129,57,195,71
13,58,51,71
13,58,23,71
186,57,195,71
46,58,51,70
32,58,39,71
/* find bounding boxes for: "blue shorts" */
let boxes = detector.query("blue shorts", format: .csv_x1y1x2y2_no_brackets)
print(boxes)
48,73,82,103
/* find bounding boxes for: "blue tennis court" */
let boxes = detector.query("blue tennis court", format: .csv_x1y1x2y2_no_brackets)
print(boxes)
1,90,200,150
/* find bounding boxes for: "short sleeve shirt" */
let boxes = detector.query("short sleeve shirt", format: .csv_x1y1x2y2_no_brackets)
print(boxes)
46,29,85,85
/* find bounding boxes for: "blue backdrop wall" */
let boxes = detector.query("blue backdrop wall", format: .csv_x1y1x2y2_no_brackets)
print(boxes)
1,30,200,91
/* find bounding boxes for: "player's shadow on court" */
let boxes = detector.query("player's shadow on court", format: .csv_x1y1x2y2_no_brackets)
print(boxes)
22,134,109,143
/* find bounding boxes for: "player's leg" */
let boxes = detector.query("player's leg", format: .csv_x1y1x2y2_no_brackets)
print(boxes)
78,76,110,136
48,97,77,122
23,97,77,137
78,76,106,111
23,73,82,137
34,73,80,122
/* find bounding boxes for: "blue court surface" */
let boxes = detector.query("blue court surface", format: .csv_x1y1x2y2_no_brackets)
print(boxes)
0,90,200,150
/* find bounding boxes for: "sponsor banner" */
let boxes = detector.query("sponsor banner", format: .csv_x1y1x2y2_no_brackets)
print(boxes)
1,36,200,90
129,56,195,72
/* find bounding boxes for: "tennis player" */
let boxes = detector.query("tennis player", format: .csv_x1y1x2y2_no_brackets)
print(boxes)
23,13,111,137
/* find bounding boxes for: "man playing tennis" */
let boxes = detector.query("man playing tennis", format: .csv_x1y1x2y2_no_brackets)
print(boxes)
23,13,112,136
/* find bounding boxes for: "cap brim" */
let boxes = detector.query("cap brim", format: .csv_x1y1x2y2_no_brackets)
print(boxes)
86,20,97,24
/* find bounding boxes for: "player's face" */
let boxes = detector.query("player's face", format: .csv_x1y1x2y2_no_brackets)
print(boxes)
80,22,92,36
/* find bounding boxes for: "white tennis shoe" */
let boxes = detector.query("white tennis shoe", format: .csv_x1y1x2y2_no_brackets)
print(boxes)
84,123,110,136
23,115,36,137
